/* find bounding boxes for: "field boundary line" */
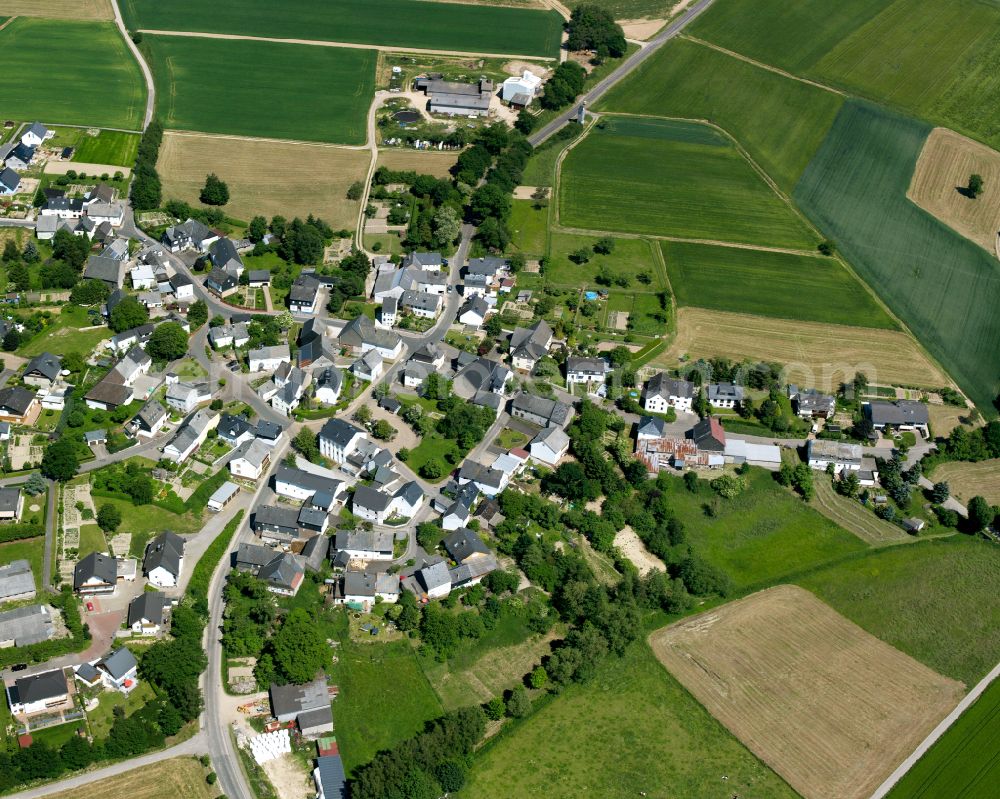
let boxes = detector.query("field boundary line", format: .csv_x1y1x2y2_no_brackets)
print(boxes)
869,659,1000,799
111,0,155,130
0,17,16,33
681,35,845,97
138,28,558,61
163,128,369,151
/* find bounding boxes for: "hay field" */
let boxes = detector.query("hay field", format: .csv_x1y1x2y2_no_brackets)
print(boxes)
929,459,1000,505
927,402,971,437
376,148,458,178
560,116,819,248
651,585,964,799
662,308,949,391
794,100,1000,410
810,476,912,546
46,758,215,799
0,0,112,19
908,127,1000,252
157,132,368,228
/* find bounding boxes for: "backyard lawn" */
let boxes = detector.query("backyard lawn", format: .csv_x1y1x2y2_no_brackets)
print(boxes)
509,200,548,258
76,524,107,558
545,233,665,291
92,496,202,558
19,306,109,359
405,434,459,483
0,537,45,590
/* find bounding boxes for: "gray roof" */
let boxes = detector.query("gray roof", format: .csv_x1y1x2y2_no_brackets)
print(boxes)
402,252,443,269
0,486,21,516
531,425,569,453
0,386,36,416
255,504,301,533
144,532,184,578
637,416,666,438
0,168,19,193
319,418,364,448
14,670,67,704
74,552,116,589
289,274,320,304
566,356,608,375
466,256,507,276
269,676,328,719
353,484,392,513
127,591,166,627
314,366,342,395
708,382,745,402
338,314,401,351
101,647,137,680
314,755,346,799
459,460,506,490
83,254,122,285
510,392,570,426
395,480,424,508
218,412,255,440
509,320,552,361
866,400,929,426
259,552,304,590
458,295,489,320
0,604,52,647
400,290,440,312
418,560,452,592
210,237,242,269
442,528,490,563
808,439,863,465
0,560,34,600
334,529,394,554
135,400,167,432
275,464,341,497
248,270,270,282
344,570,376,598
646,372,694,400
297,704,333,732
297,504,328,529
450,554,499,586
24,122,48,140
236,542,274,570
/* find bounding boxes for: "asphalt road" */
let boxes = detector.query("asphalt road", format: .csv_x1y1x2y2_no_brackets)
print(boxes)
527,0,718,146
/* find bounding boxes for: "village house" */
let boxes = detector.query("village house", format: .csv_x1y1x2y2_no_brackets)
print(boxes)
22,352,61,389
318,418,366,465
788,385,836,419
0,604,54,648
864,400,930,436
415,74,493,117
337,314,403,359
229,438,273,481
162,218,216,253
0,386,39,424
21,123,53,148
129,400,167,439
217,413,256,446
807,439,863,473
529,425,570,466
289,274,321,314
127,591,169,636
510,392,572,428
708,382,745,410
457,295,489,327
74,552,117,595
0,560,35,603
165,380,211,413
313,367,343,406
6,669,70,717
565,356,610,386
333,529,394,562
98,648,139,693
644,373,694,414
509,320,553,372
162,409,218,463
258,552,306,596
351,350,383,383
144,532,185,587
249,344,291,373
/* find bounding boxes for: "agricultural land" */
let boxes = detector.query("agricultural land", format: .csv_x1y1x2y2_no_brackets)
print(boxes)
651,585,964,799
143,35,375,144
45,758,218,799
660,308,950,391
907,127,1000,252
121,0,564,57
559,116,820,248
375,148,459,179
0,18,146,129
928,459,1000,506
157,132,369,228
661,240,895,328
794,99,1000,411
0,0,113,20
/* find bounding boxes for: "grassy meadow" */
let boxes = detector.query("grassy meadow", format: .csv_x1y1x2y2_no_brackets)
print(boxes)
463,639,798,799
122,0,563,57
560,117,819,248
794,99,1000,412
73,130,140,166
508,200,549,259
798,536,1000,687
546,232,665,290
144,35,375,144
597,39,844,192
662,240,896,328
0,18,145,129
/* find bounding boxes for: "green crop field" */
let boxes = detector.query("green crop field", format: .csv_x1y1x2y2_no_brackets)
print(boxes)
794,100,1000,412
0,18,145,130
122,0,562,57
546,232,666,290
597,39,844,192
73,130,140,166
798,537,1000,687
662,470,867,592
887,675,1000,798
144,35,375,144
662,240,896,329
560,117,819,249
463,639,798,799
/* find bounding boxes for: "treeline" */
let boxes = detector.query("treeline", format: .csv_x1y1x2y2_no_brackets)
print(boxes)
921,421,1000,472
370,166,464,252
567,5,626,59
0,523,44,543
131,119,163,211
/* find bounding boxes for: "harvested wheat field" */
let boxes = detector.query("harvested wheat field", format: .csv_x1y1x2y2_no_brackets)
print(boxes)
650,585,964,799
46,757,216,799
927,402,974,438
158,131,368,229
908,127,1000,253
661,308,950,391
377,148,459,179
0,0,111,19
930,458,1000,505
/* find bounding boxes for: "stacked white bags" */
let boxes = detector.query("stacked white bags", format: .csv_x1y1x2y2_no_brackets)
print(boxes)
249,728,292,764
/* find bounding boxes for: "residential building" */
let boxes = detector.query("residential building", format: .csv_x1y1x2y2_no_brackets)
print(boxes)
209,322,250,350
457,295,488,327
501,70,543,106
109,323,155,353
229,439,273,481
318,419,366,464
509,320,553,372
235,543,276,574
379,296,398,327
217,413,256,446
249,345,291,373
337,314,403,359
83,254,123,288
270,676,333,736
169,273,195,300
0,386,37,424
73,552,117,595
644,373,694,414
510,392,572,428
351,350,382,383
130,400,167,438
165,380,211,413
0,168,19,196
22,352,61,389
414,560,452,600
401,252,444,271
416,75,493,117
399,290,441,319
458,460,508,497
259,552,306,596
333,530,394,561
127,592,168,635
0,487,23,523
144,532,185,588
6,669,70,716
254,505,301,546
788,385,836,419
162,218,215,253
162,408,218,463
442,483,479,531
0,560,35,603
689,417,726,453
313,367,343,406
529,426,570,466
273,465,343,505
21,123,52,148
99,648,138,693
205,267,238,297
5,142,35,171
807,439,863,473
452,355,511,400
207,481,240,512
865,400,930,436
636,416,667,441
289,274,321,314
708,382,745,409
209,237,244,276
565,356,609,386
0,604,54,647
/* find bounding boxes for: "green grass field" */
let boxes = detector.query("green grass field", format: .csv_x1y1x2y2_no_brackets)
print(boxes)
144,35,375,144
93,496,202,558
597,39,844,192
794,99,1000,412
509,200,548,258
463,639,797,799
333,640,443,773
0,537,45,591
798,536,1000,687
664,470,867,591
0,19,145,130
73,130,140,167
546,232,665,291
405,434,458,483
19,306,110,359
77,524,107,558
662,240,896,328
887,674,1000,798
122,0,562,57
560,117,819,249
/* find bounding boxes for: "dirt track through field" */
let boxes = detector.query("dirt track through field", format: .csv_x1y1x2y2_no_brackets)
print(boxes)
660,307,950,392
650,585,964,799
907,127,1000,254
139,28,557,61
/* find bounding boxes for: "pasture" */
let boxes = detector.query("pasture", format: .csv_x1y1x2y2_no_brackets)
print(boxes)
144,35,374,144
121,0,563,57
651,585,963,799
73,130,140,167
546,232,665,290
157,132,369,230
333,640,443,773
661,308,950,394
798,536,1000,686
0,0,112,20
46,758,216,799
0,19,145,129
463,639,798,799
886,675,1000,799
597,38,844,192
794,100,1000,412
657,469,867,591
929,459,1000,505
907,127,1000,252
662,240,895,329
508,200,548,258
559,117,819,249
376,148,458,179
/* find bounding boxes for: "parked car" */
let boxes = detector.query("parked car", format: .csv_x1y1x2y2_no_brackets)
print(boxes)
11,663,27,672
85,601,94,612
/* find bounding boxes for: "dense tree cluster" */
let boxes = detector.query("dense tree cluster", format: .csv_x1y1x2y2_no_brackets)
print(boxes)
109,296,150,333
199,173,230,206
326,249,372,312
131,120,163,211
566,5,627,58
69,279,110,306
140,604,208,723
539,61,586,111
92,461,156,505
146,321,189,361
